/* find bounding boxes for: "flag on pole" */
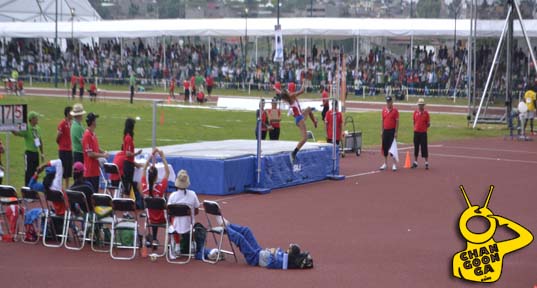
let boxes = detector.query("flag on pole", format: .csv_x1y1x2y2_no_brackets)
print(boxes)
389,139,399,163
273,25,284,63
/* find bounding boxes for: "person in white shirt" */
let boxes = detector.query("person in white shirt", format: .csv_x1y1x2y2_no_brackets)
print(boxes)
167,170,201,258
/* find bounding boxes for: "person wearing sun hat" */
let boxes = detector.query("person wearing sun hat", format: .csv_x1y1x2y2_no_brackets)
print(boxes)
412,98,430,169
12,110,45,185
70,103,86,164
167,169,202,259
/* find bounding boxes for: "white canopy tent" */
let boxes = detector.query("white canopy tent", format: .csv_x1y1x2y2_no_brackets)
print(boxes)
0,17,536,39
0,0,101,23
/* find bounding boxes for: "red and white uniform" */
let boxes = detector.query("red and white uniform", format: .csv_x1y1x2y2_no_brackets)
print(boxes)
289,100,303,117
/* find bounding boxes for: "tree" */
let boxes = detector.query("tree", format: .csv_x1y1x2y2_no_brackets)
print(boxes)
416,0,441,18
448,0,462,18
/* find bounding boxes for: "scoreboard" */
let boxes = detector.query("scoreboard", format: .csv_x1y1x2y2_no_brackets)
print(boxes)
0,104,27,132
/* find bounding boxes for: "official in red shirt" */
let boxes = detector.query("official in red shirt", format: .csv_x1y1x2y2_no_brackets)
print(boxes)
122,118,142,195
57,106,73,189
321,86,330,121
380,96,399,171
274,81,282,100
78,74,85,99
82,112,109,191
169,77,176,99
71,74,78,99
190,75,196,98
326,101,343,145
89,82,97,102
206,75,214,97
412,98,430,169
267,98,281,140
183,79,190,102
288,82,296,93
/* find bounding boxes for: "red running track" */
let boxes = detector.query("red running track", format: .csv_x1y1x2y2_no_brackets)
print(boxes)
1,137,536,288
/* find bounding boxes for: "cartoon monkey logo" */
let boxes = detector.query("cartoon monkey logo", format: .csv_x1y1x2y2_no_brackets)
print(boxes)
453,185,533,283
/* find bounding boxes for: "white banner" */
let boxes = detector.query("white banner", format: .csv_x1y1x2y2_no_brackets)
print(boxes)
273,24,283,63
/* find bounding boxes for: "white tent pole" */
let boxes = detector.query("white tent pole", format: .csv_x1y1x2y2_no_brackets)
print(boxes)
120,38,123,65
305,35,308,71
473,8,510,128
410,34,414,72
513,0,537,75
255,36,258,65
355,35,359,73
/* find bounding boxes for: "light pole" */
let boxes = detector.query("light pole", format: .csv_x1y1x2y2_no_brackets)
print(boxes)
244,8,248,89
54,0,58,87
70,7,75,67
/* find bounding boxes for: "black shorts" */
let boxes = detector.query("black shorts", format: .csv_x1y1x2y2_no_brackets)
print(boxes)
382,129,396,157
73,151,84,164
59,150,73,179
185,89,190,100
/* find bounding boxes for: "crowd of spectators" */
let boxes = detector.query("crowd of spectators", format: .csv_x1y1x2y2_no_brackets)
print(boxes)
2,37,536,98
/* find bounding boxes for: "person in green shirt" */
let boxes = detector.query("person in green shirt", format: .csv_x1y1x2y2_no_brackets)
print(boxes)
12,111,44,186
129,73,136,104
70,103,86,164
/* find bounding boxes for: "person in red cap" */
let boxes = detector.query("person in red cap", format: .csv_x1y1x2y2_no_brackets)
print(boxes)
82,112,109,191
69,161,95,210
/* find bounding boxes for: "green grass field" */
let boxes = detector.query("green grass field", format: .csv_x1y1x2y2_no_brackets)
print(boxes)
0,95,506,189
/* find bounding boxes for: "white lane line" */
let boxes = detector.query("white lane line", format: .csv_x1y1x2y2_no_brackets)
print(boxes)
432,153,537,164
345,170,382,178
437,145,537,154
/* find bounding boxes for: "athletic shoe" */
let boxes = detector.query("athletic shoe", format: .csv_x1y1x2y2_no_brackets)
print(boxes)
425,162,429,170
411,162,418,169
392,164,397,171
169,246,177,260
379,163,387,170
152,240,159,249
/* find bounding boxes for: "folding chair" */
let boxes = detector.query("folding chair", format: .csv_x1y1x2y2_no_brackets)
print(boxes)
42,189,69,248
202,200,238,264
165,203,194,264
90,193,114,253
0,185,22,242
110,198,138,260
20,187,45,244
143,197,167,257
102,163,123,198
65,190,91,250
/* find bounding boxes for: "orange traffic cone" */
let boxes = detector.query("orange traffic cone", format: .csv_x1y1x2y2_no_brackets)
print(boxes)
159,110,164,125
404,151,411,169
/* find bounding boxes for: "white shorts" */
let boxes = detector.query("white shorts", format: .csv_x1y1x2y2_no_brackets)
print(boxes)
528,110,535,119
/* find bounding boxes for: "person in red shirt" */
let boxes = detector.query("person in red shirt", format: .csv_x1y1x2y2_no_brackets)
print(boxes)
325,101,343,145
71,74,78,99
183,79,190,103
255,105,270,140
82,112,109,191
57,106,73,190
267,98,281,140
412,98,430,169
321,86,330,121
206,75,214,98
190,75,196,100
274,81,282,100
78,74,85,100
169,77,176,99
122,118,142,196
89,81,97,102
196,90,206,103
139,148,170,247
380,96,399,171
110,151,125,188
288,82,296,93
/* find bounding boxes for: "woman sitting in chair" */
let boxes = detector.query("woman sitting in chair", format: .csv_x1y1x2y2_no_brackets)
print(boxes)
139,148,169,248
167,169,207,260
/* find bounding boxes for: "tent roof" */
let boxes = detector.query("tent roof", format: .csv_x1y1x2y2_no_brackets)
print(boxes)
0,17,534,39
0,0,100,22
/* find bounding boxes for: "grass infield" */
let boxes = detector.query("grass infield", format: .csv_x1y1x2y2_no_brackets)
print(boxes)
0,95,504,189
